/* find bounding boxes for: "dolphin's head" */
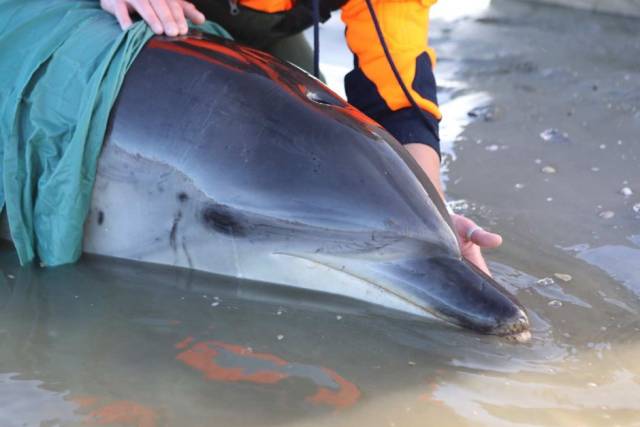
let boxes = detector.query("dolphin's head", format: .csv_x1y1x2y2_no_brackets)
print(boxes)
108,34,530,339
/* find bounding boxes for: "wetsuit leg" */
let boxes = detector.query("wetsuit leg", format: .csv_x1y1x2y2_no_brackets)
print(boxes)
191,0,320,77
264,32,325,80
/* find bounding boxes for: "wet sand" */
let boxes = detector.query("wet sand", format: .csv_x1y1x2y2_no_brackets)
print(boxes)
1,1,640,426
519,0,640,18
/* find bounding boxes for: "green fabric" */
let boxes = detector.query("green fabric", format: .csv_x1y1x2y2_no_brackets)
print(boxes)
0,0,230,266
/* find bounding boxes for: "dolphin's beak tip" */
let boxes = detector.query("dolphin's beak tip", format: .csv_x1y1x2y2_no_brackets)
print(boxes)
494,308,531,342
505,326,532,343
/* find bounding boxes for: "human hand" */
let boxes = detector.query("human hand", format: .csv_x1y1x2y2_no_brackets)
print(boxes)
450,213,502,276
100,0,205,36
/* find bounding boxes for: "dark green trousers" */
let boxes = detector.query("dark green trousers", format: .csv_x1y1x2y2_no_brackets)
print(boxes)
191,0,320,78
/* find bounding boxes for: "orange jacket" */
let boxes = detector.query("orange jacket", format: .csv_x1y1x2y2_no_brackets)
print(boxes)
241,0,442,154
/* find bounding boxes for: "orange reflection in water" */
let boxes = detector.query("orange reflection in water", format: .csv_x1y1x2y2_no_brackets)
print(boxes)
73,395,160,427
175,337,361,409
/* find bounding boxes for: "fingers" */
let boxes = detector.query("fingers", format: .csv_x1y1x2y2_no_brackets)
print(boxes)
113,1,134,30
469,228,503,249
182,1,206,25
450,213,501,277
105,0,203,35
130,0,163,34
149,0,179,36
168,0,189,34
452,214,503,249
150,0,204,36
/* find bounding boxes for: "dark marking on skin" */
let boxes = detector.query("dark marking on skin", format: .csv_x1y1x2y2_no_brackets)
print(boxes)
97,211,104,226
170,211,183,250
178,192,189,203
182,237,194,269
201,204,246,236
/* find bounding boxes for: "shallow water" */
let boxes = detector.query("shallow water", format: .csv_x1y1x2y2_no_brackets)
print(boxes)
2,0,640,426
2,245,637,427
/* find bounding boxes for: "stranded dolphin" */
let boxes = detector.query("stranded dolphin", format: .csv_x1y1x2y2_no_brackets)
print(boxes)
81,33,529,339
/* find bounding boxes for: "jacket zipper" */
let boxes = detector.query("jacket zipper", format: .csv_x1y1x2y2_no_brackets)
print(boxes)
228,0,240,15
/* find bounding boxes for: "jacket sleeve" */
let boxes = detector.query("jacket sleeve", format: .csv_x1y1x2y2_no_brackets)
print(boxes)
340,0,441,156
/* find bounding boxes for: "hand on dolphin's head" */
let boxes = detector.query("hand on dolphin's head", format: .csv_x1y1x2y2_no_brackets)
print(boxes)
451,214,503,277
100,0,205,36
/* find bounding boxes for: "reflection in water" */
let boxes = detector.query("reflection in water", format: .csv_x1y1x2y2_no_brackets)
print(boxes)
438,92,493,160
75,397,160,427
0,374,78,426
174,337,361,409
430,364,640,427
568,243,640,297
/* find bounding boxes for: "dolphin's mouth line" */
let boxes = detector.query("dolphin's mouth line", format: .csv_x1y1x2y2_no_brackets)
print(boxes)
272,252,530,340
272,251,444,322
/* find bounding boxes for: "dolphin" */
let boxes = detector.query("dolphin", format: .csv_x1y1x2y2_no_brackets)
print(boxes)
76,33,529,338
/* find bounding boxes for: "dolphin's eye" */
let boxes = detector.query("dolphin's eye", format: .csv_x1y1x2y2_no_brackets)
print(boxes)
201,204,246,236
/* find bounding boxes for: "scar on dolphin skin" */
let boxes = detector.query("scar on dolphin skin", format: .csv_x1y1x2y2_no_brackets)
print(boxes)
71,395,160,427
175,337,361,409
169,211,183,251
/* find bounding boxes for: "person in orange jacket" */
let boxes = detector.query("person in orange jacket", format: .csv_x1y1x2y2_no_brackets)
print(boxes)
100,0,502,276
